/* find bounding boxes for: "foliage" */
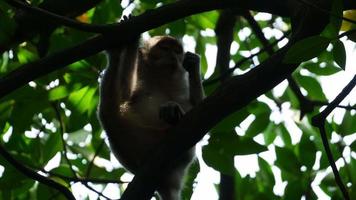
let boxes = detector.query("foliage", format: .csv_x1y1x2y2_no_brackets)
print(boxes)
0,0,355,200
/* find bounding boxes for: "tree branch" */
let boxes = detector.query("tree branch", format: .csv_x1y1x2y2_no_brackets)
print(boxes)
311,75,356,200
0,145,75,200
215,9,237,200
0,0,103,53
0,0,294,99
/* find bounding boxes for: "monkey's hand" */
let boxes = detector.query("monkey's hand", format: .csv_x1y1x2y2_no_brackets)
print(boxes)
183,52,200,73
159,102,185,125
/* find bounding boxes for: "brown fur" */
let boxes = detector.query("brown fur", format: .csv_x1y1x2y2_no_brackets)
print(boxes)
98,36,203,200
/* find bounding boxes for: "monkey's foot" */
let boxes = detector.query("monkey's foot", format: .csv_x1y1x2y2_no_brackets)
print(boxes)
159,102,185,125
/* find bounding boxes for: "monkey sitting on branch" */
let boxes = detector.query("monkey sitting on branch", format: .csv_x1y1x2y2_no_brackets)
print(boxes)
98,32,204,200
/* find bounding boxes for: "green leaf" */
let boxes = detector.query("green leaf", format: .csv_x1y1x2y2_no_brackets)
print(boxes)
304,62,341,76
295,74,327,101
283,36,330,63
283,180,305,200
235,137,267,155
332,40,346,70
43,133,62,164
202,142,235,175
298,134,317,169
263,123,277,145
275,146,302,176
181,159,200,200
68,129,90,144
213,108,249,132
336,111,356,136
48,86,69,101
245,112,270,137
277,124,292,147
351,141,356,152
257,157,275,190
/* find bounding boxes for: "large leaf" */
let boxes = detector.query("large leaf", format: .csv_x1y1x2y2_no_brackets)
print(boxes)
283,36,330,63
298,134,317,169
275,146,302,178
332,40,346,70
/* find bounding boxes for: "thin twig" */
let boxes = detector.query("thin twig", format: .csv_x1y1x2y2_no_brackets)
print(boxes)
52,102,78,177
203,30,291,86
86,140,105,177
311,75,356,200
52,102,112,200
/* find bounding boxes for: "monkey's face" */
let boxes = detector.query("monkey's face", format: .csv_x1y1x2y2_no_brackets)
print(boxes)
146,37,184,69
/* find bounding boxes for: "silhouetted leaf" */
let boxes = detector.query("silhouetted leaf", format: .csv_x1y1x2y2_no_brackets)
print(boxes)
332,40,346,70
284,36,330,63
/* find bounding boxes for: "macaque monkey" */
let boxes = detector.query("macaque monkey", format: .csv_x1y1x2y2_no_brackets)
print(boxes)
98,33,204,200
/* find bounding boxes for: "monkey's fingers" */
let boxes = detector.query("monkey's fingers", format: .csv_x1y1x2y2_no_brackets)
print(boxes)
183,52,200,71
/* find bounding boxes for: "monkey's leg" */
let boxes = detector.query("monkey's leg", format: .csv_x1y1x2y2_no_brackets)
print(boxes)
183,52,204,105
159,102,185,125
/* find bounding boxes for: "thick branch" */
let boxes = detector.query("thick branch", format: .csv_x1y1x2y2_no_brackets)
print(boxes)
1,0,103,53
0,0,294,99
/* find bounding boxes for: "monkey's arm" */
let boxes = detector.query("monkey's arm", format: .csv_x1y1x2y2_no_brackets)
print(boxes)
99,37,139,122
183,52,204,105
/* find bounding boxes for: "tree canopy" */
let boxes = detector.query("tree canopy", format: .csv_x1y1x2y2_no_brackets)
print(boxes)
0,0,356,200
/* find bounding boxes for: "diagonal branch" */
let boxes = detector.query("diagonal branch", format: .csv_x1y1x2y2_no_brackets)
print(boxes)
311,75,356,200
0,0,292,99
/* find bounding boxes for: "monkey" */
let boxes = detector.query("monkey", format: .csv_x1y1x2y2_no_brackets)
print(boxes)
98,33,204,200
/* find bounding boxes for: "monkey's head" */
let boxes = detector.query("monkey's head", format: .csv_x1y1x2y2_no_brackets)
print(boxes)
140,36,184,69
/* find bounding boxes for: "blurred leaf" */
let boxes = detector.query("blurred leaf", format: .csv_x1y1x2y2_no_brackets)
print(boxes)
0,10,16,44
182,159,200,200
92,0,123,24
245,112,270,137
257,157,275,190
298,134,317,169
213,108,249,132
235,137,267,155
275,146,302,177
295,74,327,101
283,180,305,200
48,86,69,101
304,62,341,76
17,48,39,64
68,129,90,144
283,36,330,63
277,123,292,147
43,132,62,164
336,111,356,136
332,40,346,70
350,141,356,152
202,132,237,176
263,123,277,145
